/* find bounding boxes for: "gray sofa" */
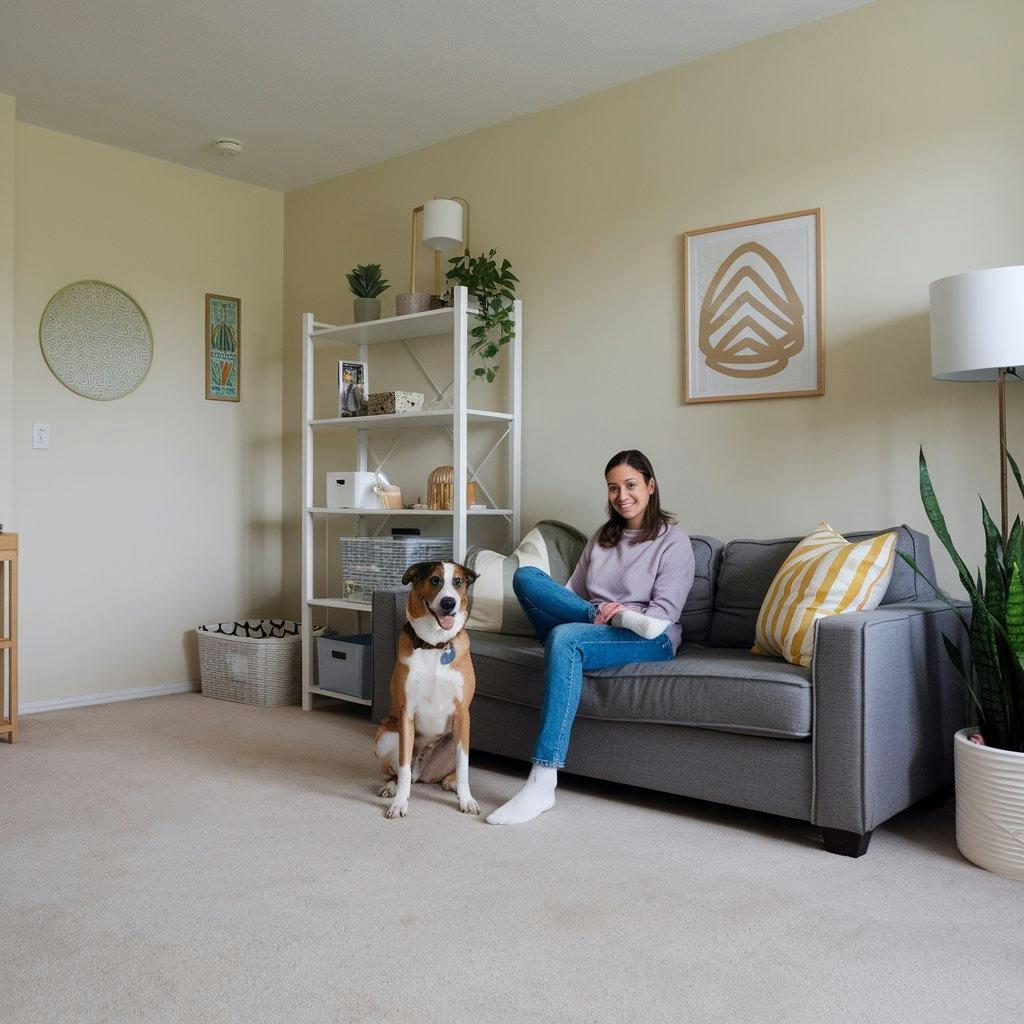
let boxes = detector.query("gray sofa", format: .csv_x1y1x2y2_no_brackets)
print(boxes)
371,526,969,856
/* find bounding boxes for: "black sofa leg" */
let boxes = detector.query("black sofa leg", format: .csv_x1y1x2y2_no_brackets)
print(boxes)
821,827,873,857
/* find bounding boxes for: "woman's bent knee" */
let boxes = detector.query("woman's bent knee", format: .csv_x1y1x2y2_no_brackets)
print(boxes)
513,565,546,595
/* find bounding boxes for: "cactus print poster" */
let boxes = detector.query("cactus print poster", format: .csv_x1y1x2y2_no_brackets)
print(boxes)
205,293,241,401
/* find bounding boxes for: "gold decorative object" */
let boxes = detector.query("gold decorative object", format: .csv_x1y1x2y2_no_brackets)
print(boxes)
427,465,478,510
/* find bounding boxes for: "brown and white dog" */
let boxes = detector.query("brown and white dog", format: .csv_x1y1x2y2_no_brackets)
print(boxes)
374,560,480,819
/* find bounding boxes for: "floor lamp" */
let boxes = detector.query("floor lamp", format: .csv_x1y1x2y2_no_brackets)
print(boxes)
930,265,1024,539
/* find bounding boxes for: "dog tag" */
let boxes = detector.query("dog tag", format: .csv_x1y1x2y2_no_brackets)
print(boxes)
440,644,455,665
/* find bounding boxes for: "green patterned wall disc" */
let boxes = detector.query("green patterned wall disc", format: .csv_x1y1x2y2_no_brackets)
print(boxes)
40,280,153,401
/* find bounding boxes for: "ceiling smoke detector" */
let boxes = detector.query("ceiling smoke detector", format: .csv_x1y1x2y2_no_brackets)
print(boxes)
213,137,243,158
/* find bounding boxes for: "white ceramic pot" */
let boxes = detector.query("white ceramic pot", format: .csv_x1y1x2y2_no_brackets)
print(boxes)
954,727,1024,880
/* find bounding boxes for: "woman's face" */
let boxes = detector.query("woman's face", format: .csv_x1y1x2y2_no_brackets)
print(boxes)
606,463,655,527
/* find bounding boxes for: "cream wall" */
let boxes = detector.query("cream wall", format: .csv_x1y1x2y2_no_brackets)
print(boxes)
14,124,284,704
284,0,1024,607
0,95,14,528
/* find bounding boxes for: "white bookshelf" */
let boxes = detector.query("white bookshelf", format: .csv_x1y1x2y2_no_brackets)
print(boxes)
300,286,522,710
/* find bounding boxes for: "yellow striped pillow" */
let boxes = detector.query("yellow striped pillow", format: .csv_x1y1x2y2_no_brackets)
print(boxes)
752,523,898,668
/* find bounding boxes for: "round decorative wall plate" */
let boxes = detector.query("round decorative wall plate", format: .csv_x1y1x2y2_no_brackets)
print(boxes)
39,280,153,401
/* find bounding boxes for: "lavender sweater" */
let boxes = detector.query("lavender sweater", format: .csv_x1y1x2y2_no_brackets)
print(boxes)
566,523,696,652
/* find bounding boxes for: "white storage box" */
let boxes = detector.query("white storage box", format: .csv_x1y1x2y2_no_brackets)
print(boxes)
326,471,379,509
316,632,372,699
340,535,454,604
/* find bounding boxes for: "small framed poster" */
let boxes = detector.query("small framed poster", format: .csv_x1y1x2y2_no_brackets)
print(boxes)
206,293,241,402
338,360,368,417
683,209,823,403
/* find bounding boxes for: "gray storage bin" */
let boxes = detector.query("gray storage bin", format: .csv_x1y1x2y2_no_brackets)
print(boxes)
316,632,372,699
340,535,453,604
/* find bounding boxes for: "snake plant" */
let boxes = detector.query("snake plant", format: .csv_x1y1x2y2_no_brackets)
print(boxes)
899,448,1024,752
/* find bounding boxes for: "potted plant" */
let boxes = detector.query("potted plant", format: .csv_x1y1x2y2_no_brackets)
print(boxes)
445,249,518,383
901,448,1024,879
346,263,390,323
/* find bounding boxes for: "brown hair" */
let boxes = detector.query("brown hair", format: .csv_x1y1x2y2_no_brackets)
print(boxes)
597,450,675,548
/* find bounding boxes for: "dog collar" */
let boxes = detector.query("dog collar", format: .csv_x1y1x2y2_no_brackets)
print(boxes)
403,622,460,659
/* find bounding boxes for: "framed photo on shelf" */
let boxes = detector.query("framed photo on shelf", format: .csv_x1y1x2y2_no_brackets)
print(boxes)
205,294,241,401
338,360,368,417
683,209,823,403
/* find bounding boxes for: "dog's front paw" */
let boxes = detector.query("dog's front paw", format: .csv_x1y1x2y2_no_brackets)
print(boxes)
377,780,398,798
385,799,408,819
459,795,481,815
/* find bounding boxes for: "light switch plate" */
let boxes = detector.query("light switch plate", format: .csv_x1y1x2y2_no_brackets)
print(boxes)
32,422,50,450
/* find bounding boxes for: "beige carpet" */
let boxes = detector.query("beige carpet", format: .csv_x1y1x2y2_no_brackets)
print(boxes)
4,693,1022,1024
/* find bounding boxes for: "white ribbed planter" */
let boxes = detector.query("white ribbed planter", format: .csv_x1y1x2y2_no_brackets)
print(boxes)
954,728,1024,880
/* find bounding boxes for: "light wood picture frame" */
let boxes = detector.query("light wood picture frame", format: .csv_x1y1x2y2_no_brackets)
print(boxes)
205,293,241,402
683,209,824,403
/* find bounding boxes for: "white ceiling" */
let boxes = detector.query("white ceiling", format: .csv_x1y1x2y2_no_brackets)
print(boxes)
0,1,871,191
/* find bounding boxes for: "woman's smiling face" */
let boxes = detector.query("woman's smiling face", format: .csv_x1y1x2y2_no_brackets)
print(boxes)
606,463,655,527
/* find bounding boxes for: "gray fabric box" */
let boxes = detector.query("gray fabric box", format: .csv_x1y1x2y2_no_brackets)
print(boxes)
316,633,372,698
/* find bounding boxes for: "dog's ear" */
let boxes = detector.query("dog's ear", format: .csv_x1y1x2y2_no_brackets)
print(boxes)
455,563,480,587
402,562,439,586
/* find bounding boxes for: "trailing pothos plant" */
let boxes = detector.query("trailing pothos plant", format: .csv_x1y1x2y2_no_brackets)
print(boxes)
900,447,1024,752
445,249,518,383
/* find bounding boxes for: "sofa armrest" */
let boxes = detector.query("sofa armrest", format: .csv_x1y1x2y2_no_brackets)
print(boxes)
371,589,407,724
811,600,971,834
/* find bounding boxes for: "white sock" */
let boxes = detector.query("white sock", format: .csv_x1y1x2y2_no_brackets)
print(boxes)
611,609,671,639
486,765,557,825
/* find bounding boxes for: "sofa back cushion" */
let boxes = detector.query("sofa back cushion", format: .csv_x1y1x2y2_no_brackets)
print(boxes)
707,525,935,648
679,535,723,644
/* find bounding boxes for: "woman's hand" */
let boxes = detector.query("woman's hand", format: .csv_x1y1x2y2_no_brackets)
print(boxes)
594,602,626,626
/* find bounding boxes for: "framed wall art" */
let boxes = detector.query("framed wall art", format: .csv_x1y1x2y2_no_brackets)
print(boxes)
206,293,241,402
683,209,823,403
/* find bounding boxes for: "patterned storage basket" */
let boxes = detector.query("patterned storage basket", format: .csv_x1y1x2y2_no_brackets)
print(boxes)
340,536,454,604
196,619,303,706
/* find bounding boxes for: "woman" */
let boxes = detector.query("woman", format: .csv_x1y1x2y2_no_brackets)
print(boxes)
487,449,695,825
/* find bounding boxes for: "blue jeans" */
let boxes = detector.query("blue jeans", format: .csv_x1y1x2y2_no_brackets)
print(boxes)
512,566,674,768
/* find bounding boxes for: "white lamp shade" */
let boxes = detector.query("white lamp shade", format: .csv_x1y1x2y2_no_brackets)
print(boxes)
421,199,463,251
930,265,1024,381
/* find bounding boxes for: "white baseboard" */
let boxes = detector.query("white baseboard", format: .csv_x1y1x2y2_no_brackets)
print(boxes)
20,680,200,715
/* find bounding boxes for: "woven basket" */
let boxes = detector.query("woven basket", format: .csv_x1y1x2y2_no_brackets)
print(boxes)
427,465,478,510
196,619,302,707
340,536,454,603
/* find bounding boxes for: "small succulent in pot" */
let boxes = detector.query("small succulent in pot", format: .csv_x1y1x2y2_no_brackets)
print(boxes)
346,263,390,322
445,249,518,383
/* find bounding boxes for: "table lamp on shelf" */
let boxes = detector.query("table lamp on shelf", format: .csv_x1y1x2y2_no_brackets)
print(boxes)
930,264,1024,538
395,196,470,316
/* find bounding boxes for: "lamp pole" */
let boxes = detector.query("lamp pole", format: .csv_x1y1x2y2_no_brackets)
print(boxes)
999,367,1008,541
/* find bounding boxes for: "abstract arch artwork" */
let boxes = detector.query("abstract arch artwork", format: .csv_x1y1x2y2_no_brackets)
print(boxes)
684,210,823,402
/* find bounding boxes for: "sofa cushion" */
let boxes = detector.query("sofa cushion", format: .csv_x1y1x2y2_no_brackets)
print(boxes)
679,535,722,643
467,631,811,739
707,525,934,649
